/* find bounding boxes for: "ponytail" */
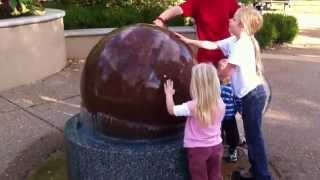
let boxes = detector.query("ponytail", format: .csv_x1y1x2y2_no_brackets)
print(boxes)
250,35,263,78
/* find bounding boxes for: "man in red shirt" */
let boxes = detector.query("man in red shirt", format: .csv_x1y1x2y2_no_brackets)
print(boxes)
154,0,239,66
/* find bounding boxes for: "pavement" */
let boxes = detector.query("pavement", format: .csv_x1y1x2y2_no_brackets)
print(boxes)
263,56,320,179
0,60,82,180
262,13,320,180
1,15,320,180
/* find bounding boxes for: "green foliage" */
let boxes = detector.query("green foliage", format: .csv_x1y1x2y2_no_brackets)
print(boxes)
44,1,298,49
238,0,256,5
44,2,185,29
256,13,299,48
56,0,179,8
264,13,299,44
274,15,298,43
0,0,45,18
0,0,44,17
256,18,278,48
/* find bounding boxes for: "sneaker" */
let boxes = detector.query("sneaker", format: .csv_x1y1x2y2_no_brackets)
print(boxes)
239,169,255,179
239,140,248,150
230,150,238,162
226,150,238,163
239,140,247,147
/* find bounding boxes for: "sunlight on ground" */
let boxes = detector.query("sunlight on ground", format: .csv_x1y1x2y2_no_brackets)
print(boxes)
265,108,313,129
295,98,320,111
265,109,292,122
262,53,320,63
40,96,80,108
15,98,34,107
292,35,320,47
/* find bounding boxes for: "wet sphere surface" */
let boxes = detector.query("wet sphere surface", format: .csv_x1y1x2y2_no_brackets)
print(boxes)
81,24,195,139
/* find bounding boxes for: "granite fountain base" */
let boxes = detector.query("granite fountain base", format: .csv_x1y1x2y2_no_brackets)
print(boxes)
64,114,189,180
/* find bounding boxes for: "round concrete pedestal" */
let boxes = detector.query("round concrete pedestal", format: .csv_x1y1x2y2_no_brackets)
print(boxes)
64,114,189,180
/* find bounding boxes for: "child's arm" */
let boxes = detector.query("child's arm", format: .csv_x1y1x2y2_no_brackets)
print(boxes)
235,97,242,114
175,33,219,50
164,79,176,115
218,59,236,78
164,79,191,117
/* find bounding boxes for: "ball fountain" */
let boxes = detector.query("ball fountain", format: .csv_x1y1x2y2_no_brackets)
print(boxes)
64,23,195,180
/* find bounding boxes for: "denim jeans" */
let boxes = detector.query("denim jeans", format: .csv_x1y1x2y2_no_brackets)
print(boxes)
241,85,272,180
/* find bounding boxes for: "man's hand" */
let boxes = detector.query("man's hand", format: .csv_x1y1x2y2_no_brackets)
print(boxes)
153,6,183,27
153,19,165,27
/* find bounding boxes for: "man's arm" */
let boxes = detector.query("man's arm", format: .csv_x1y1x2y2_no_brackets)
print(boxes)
153,6,183,27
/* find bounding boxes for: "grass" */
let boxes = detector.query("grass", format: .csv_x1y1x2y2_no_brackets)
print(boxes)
26,151,67,180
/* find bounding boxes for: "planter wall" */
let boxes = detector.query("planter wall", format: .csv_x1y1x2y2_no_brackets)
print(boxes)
65,26,196,60
0,9,66,92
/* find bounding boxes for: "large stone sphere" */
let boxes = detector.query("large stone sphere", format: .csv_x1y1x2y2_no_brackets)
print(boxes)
81,24,195,139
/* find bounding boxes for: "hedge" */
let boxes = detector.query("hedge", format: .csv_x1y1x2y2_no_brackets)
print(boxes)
43,3,298,48
43,2,186,29
256,13,299,48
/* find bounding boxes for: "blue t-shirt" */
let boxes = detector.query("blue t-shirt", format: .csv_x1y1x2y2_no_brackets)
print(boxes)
220,83,242,119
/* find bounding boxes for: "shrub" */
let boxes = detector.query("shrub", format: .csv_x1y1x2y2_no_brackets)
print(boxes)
276,15,298,43
256,18,278,49
56,0,179,8
61,6,137,28
0,0,45,18
44,2,185,29
255,13,299,48
263,13,299,44
238,0,255,5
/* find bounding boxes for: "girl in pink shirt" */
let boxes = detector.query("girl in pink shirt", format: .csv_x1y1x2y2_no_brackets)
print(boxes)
164,63,225,180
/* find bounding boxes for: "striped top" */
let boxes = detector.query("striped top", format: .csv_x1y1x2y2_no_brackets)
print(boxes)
220,83,242,118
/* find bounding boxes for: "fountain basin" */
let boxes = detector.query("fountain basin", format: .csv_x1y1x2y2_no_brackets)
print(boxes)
64,114,189,180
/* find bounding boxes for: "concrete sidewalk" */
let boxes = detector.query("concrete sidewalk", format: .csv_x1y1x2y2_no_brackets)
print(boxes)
0,52,319,180
0,60,82,180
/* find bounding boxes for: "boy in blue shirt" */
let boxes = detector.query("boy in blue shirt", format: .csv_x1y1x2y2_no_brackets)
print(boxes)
220,69,242,162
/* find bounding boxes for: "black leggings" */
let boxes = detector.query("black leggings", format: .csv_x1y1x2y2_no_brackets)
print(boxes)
221,116,240,153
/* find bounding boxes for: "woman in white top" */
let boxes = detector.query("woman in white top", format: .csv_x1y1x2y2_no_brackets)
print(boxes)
177,7,272,180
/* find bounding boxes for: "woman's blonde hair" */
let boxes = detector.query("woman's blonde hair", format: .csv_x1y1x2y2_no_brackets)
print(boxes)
235,7,264,77
190,63,221,127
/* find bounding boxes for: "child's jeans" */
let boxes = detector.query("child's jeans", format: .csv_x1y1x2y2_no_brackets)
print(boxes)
241,85,272,180
186,143,223,180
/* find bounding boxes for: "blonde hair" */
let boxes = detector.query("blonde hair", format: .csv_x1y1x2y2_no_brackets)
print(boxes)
235,7,264,77
190,63,221,127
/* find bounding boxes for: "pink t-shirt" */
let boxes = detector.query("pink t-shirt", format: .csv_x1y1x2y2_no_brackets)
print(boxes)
173,99,225,148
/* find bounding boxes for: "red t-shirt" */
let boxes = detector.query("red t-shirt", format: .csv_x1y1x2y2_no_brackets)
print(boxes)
180,0,239,65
